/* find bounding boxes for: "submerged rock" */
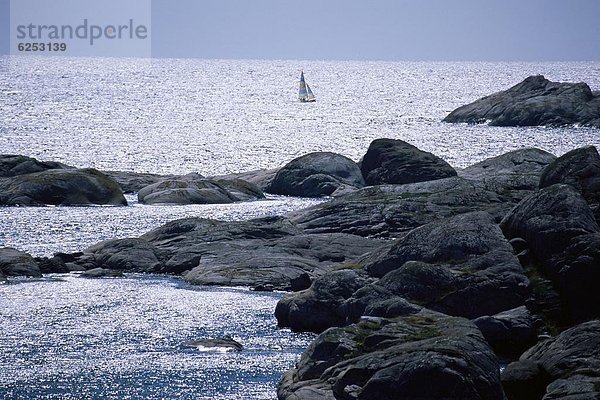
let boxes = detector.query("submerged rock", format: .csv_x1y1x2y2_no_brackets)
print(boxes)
443,75,600,127
0,247,41,277
138,173,264,205
0,168,127,206
360,138,457,185
79,267,125,278
278,312,505,400
268,152,364,197
182,337,243,352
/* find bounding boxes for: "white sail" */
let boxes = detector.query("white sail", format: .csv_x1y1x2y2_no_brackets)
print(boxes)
306,84,315,101
299,71,316,102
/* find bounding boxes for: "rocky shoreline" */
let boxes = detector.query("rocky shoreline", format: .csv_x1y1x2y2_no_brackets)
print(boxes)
2,139,599,399
2,76,600,399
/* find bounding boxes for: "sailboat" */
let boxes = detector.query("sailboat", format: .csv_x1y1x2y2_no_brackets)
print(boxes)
298,71,316,102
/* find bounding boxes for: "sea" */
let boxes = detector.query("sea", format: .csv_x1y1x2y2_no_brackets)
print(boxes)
1,56,599,399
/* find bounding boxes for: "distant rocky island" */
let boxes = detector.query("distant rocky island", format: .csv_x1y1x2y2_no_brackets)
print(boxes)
444,75,600,128
2,75,600,399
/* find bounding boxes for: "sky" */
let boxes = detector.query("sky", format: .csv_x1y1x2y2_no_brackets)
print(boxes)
1,0,599,61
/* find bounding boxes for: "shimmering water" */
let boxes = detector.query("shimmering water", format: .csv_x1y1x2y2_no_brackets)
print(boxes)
0,274,314,399
0,194,325,257
1,57,599,176
1,56,600,399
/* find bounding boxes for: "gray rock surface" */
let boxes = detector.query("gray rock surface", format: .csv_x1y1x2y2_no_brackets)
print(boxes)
84,238,163,273
501,184,600,322
473,306,538,356
521,320,600,382
360,138,457,185
0,154,69,177
460,148,556,201
71,216,381,290
268,152,364,197
539,146,600,218
104,170,178,194
278,312,505,400
212,168,279,193
0,168,127,206
277,212,530,333
138,173,264,204
0,247,42,277
503,320,600,400
290,176,506,238
501,184,599,261
444,75,600,127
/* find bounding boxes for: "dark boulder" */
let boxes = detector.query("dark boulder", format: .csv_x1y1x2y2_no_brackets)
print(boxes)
0,154,68,177
444,75,600,127
361,211,530,318
137,173,264,204
503,320,600,399
0,168,127,206
275,269,372,333
473,306,538,357
360,138,457,185
521,320,600,381
0,247,41,277
290,176,506,238
84,238,163,273
278,312,505,400
501,184,599,261
501,359,548,400
539,146,600,217
501,184,600,322
268,152,364,197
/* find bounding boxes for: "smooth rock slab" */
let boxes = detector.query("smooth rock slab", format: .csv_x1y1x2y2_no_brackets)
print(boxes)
278,312,505,400
138,173,264,204
290,176,506,238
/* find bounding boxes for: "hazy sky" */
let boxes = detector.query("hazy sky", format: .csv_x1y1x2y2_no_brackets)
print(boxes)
1,0,599,60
